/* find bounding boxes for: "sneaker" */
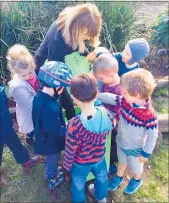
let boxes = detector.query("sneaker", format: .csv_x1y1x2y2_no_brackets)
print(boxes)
88,184,106,203
108,175,123,191
44,166,63,181
109,164,117,175
22,156,44,173
124,178,142,195
48,172,64,190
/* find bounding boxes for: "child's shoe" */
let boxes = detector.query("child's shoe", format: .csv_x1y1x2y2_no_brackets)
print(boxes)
22,156,43,173
108,175,123,191
48,172,64,190
88,184,106,203
124,178,142,195
109,164,117,175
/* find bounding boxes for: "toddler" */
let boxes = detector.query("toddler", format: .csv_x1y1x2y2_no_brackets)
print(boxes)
98,69,158,194
93,54,122,174
32,61,72,190
88,38,149,77
7,44,39,146
63,74,116,203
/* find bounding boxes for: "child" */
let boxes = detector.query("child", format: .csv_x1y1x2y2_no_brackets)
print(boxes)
98,69,158,194
63,74,116,203
7,44,40,146
32,61,72,190
93,54,122,174
88,38,149,77
0,85,42,189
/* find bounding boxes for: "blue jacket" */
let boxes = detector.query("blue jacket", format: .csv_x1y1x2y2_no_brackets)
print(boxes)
32,90,66,155
34,21,88,71
0,86,13,139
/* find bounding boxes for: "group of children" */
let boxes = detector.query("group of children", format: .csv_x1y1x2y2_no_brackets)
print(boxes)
0,37,158,203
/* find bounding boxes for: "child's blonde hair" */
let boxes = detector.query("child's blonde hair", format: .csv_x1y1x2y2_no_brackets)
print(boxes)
7,44,35,74
56,3,102,53
93,54,119,74
120,69,156,100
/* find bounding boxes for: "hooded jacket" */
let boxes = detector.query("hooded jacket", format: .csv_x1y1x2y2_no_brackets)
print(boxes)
63,106,116,171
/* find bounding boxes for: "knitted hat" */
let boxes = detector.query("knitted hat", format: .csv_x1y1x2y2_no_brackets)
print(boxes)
127,38,150,65
38,61,72,88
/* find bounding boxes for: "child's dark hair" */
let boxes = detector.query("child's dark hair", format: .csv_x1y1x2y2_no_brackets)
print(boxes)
70,74,98,102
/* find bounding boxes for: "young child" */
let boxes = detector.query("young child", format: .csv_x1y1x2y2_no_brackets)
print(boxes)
98,69,158,195
87,38,149,77
0,85,42,189
63,74,116,203
7,44,40,146
93,54,122,174
32,61,72,190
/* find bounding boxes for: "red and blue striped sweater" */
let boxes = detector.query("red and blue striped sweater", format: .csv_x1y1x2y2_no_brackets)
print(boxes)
63,107,116,171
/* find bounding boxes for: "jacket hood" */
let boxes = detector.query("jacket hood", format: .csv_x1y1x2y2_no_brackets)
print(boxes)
79,107,113,133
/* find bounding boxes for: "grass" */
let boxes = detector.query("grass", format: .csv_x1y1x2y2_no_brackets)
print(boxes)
152,87,168,114
1,134,168,202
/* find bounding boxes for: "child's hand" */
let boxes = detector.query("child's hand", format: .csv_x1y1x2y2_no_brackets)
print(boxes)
87,51,97,61
138,156,148,163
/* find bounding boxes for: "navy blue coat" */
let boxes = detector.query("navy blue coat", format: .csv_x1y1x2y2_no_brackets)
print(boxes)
32,90,66,155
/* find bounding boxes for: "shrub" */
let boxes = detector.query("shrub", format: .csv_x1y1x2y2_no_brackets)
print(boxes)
151,9,169,48
96,2,137,52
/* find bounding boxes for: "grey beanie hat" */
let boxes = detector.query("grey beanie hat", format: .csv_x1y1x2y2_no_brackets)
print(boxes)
128,38,150,65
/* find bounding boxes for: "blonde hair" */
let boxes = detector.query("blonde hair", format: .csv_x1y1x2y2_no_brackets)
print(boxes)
7,44,35,74
120,69,156,100
93,54,119,74
56,3,102,53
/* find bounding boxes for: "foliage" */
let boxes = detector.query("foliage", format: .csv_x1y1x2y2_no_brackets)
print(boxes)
0,1,74,81
151,9,169,48
96,2,137,52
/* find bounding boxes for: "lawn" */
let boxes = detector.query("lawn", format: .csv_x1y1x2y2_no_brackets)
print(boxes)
1,133,168,202
152,86,168,114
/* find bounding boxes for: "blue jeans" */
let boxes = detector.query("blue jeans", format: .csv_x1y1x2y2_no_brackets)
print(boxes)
45,152,61,179
71,157,108,203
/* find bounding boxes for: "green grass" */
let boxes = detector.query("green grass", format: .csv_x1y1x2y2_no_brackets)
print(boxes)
152,87,168,114
1,134,168,202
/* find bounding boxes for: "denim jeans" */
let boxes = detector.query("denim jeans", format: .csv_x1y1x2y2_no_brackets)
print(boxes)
45,152,61,179
71,157,108,203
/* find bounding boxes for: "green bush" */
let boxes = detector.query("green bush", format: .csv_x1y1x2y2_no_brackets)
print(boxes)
0,1,74,81
151,9,169,48
96,2,137,52
0,1,137,81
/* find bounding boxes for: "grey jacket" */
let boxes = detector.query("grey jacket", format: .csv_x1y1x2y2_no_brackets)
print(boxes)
8,76,36,134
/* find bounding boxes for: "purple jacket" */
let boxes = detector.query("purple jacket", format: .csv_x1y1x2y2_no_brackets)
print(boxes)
101,84,122,118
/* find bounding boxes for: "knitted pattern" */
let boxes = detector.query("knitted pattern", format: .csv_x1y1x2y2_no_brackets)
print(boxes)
98,93,158,158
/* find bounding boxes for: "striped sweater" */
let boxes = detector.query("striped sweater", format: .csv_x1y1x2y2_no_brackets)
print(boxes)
98,93,158,158
63,107,116,171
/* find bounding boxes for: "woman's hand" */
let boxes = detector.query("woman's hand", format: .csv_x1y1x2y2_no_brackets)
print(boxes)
87,51,97,61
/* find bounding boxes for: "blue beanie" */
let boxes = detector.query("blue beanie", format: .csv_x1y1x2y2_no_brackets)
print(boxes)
128,38,150,65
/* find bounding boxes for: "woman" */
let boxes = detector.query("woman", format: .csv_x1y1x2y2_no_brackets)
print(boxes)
35,3,102,120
